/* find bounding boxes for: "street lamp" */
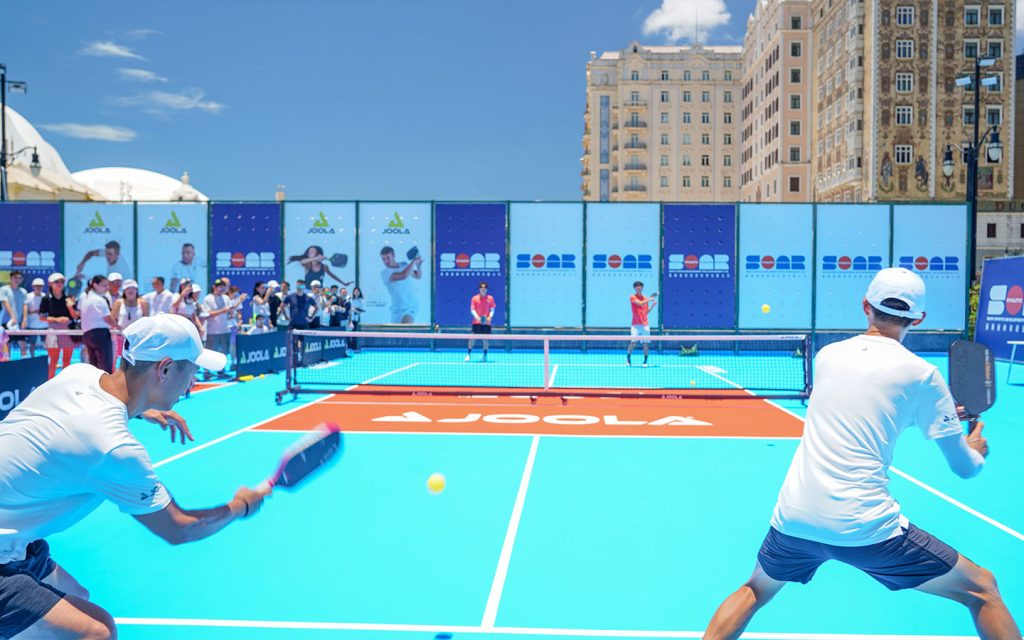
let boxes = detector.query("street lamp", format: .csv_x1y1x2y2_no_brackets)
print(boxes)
1,62,34,202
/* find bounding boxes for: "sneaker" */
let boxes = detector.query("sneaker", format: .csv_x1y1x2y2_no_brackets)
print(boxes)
642,363,648,368
464,354,471,362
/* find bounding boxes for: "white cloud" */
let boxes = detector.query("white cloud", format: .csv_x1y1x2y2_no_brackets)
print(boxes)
80,40,144,60
125,28,160,40
117,68,168,83
39,123,137,142
642,0,732,43
115,88,225,114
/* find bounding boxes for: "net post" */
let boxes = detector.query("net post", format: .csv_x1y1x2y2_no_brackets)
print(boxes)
543,337,550,391
286,329,295,392
803,334,812,398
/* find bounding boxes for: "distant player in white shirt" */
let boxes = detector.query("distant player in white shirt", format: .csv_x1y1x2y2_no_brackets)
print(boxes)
169,242,200,293
704,268,1019,639
379,245,421,323
0,315,267,639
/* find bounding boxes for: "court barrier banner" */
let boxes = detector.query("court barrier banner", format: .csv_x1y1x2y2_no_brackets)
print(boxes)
299,327,348,366
584,203,661,328
357,203,432,325
284,202,356,293
434,203,507,328
509,203,584,327
137,204,208,295
738,204,814,329
975,256,1024,359
662,204,736,329
235,331,288,377
814,204,890,330
210,203,282,320
63,203,135,299
0,356,48,421
0,203,61,282
891,205,968,331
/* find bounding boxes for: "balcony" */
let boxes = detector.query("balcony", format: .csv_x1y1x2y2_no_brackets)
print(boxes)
624,163,647,171
624,184,648,192
624,120,648,129
624,141,648,150
624,100,647,108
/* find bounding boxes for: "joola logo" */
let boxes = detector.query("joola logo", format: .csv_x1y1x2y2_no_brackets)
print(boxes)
160,211,188,234
744,255,807,271
371,411,712,427
898,256,960,272
384,212,410,234
822,255,884,271
240,349,271,363
85,212,110,234
309,211,335,234
667,254,730,272
592,254,654,270
515,253,577,270
440,253,501,271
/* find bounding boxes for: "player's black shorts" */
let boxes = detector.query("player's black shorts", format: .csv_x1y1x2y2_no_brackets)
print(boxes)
0,540,64,637
471,324,492,334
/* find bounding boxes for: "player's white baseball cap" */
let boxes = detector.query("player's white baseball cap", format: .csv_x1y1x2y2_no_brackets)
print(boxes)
267,280,279,289
48,272,65,283
31,278,45,287
123,279,139,290
310,280,321,288
865,267,926,319
108,272,123,282
122,314,227,370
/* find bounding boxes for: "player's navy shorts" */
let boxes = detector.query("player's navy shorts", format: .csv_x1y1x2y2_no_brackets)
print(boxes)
471,324,492,334
757,523,958,590
0,540,65,637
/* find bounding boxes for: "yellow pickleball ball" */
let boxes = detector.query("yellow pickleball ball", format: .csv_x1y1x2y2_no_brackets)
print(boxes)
761,304,771,314
427,473,446,494
690,380,696,386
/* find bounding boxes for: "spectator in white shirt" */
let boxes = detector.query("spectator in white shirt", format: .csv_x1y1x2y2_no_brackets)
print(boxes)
170,281,204,337
0,271,29,359
143,277,174,316
111,280,148,359
24,278,49,357
202,279,241,378
79,276,119,373
169,243,200,293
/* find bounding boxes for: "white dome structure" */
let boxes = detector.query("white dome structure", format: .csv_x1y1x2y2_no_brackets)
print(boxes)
71,167,208,202
2,105,96,200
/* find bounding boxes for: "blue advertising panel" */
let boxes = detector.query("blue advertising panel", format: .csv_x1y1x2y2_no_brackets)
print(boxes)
210,203,282,319
284,202,356,291
662,204,736,329
0,203,61,282
137,203,209,293
738,204,814,329
63,203,135,298
815,204,890,330
434,203,507,327
509,203,584,327
892,204,968,331
584,203,660,328
235,331,288,377
357,203,432,325
975,256,1024,359
0,356,48,421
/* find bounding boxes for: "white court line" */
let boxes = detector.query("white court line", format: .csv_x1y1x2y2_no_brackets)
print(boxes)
481,434,541,629
415,362,696,368
112,618,977,639
153,364,420,469
249,428,800,441
547,364,559,388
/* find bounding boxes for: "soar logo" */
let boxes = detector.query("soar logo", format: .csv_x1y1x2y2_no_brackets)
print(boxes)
215,251,276,271
384,212,411,235
592,254,654,270
515,253,576,270
440,252,501,273
898,256,959,273
986,284,1023,317
667,253,729,277
0,250,57,270
309,211,335,235
84,211,110,234
744,255,807,271
160,210,188,234
822,255,883,273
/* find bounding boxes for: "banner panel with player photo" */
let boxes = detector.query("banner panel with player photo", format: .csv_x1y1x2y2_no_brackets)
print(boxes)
210,203,282,320
509,203,584,328
815,204,890,330
284,202,356,293
584,203,660,328
356,202,432,325
975,256,1024,359
434,203,507,328
63,203,136,299
137,203,209,296
662,204,736,329
892,204,968,331
0,203,61,282
738,204,813,329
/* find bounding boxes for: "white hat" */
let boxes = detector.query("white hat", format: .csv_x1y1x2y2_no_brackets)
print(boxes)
122,314,227,371
123,279,139,290
108,272,123,282
310,279,321,287
31,278,45,287
191,283,202,293
48,272,65,283
267,280,279,289
865,267,926,319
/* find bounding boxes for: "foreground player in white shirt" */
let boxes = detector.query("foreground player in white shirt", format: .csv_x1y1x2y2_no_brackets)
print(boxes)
704,268,1019,639
0,314,267,639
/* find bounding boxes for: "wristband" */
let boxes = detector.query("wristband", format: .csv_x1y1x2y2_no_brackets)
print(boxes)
239,497,250,518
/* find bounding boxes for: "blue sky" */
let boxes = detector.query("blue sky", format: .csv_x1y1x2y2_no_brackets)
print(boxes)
5,0,1022,200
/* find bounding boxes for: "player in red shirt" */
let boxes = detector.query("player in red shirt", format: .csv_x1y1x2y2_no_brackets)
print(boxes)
627,280,657,367
466,282,497,362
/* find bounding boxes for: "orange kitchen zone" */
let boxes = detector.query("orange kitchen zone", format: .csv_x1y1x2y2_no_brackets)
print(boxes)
256,387,805,438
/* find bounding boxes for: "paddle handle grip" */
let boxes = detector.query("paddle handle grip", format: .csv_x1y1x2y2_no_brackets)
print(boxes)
256,479,274,495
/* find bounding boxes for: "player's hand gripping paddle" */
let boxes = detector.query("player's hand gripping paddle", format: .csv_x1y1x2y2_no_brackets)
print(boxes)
329,253,348,268
948,340,996,433
257,423,344,494
407,246,420,261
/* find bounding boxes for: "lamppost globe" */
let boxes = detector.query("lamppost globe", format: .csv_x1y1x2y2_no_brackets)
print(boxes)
29,148,41,177
987,128,1002,163
942,147,954,177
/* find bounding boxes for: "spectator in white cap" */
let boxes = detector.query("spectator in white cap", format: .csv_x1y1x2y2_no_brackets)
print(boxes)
202,278,240,379
0,314,266,640
24,277,49,357
170,281,204,337
111,279,148,360
39,273,79,378
704,267,1019,638
308,279,325,329
104,272,123,309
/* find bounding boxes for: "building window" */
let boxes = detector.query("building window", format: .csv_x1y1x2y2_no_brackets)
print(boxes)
896,105,913,125
895,73,914,92
701,70,710,81
985,223,997,238
701,112,711,124
964,6,980,25
661,70,669,81
724,70,733,81
683,133,692,144
986,74,1002,92
661,176,669,187
895,145,913,164
724,91,733,103
791,42,802,57
791,16,802,29
724,112,732,124
683,176,691,187
683,71,692,81
896,6,914,25
701,91,711,102
791,94,801,109
790,121,801,135
724,133,732,145
701,154,710,166
701,133,710,145
1020,223,1024,238
988,5,1003,25
682,154,692,166
963,106,976,125
789,176,800,192
986,106,1001,126
896,39,914,59
964,40,979,58
631,70,640,81
988,41,1003,59
724,176,732,188
683,91,692,102
661,112,669,124
661,154,669,166
661,91,670,103
630,91,640,104
791,68,802,83
701,176,710,187
724,155,732,166
789,146,801,162
661,133,670,145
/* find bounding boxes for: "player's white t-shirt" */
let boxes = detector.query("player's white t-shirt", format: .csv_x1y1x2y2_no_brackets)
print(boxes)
79,291,112,332
0,364,170,563
381,263,418,322
771,335,963,546
170,261,199,287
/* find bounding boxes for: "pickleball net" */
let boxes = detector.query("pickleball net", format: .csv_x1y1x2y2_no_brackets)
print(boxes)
277,330,811,401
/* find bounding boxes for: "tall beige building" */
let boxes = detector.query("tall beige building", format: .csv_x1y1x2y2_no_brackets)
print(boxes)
740,0,814,202
582,42,742,202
